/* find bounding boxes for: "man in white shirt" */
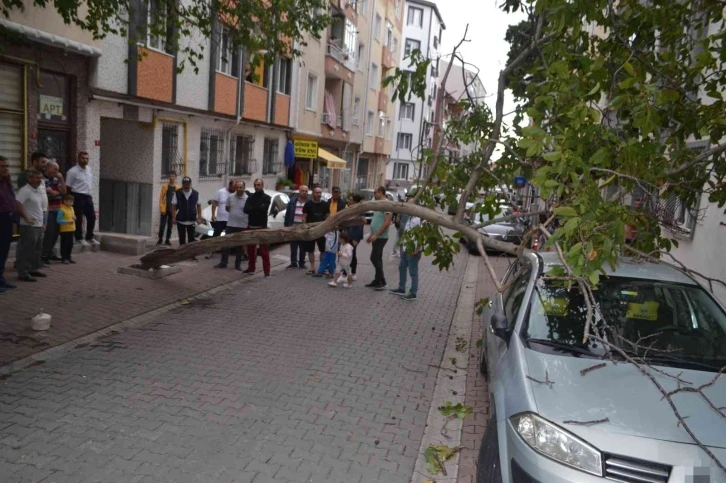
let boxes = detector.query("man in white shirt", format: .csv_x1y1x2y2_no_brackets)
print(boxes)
215,181,249,270
389,194,423,301
212,180,235,237
15,170,48,282
66,151,98,246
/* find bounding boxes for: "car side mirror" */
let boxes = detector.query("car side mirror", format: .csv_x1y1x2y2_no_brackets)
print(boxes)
491,311,511,342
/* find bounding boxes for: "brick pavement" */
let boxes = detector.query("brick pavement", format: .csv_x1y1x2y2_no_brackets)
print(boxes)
458,256,512,483
0,240,472,483
0,248,288,368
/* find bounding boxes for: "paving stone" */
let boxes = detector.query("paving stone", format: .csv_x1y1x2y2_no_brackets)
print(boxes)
1,242,471,482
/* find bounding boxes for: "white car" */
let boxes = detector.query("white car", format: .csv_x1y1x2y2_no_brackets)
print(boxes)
195,189,290,239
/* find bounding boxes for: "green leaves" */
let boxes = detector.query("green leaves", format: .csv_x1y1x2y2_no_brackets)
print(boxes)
424,445,461,475
438,402,474,420
553,207,578,218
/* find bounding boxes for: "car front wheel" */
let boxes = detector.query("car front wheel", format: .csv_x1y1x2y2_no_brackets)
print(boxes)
476,417,503,483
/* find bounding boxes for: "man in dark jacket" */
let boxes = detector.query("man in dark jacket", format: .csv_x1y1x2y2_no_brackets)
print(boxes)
283,185,309,269
243,178,272,276
171,177,201,245
342,194,365,281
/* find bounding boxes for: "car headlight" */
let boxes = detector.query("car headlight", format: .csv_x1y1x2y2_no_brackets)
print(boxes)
511,413,602,476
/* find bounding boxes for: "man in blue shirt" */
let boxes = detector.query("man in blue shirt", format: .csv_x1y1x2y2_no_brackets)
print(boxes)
365,186,392,290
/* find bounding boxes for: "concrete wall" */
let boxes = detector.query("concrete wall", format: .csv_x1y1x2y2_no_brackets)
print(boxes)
99,118,155,183
176,31,211,111
93,32,129,94
5,3,100,48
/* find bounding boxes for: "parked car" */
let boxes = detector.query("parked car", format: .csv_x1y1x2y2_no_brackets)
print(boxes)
195,189,290,239
460,205,527,254
477,251,726,483
354,189,395,224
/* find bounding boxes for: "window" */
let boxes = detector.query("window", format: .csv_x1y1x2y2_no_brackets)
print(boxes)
147,0,171,53
352,97,361,125
217,27,240,76
400,102,415,120
263,138,280,175
407,6,423,26
344,19,357,58
369,63,378,89
433,36,439,49
378,113,385,137
397,133,413,150
385,119,392,140
305,73,318,110
374,14,382,41
366,111,374,136
161,123,183,178
504,264,531,325
404,38,421,56
393,162,409,180
199,127,226,178
232,136,256,175
385,21,393,49
357,43,365,69
277,58,292,95
393,38,398,57
359,0,368,15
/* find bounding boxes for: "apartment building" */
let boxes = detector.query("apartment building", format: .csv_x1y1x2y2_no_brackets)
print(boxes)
2,0,297,239
0,6,100,183
292,0,402,192
387,0,445,190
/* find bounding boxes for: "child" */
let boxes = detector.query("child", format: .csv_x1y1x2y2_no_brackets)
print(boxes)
57,194,77,264
314,230,339,278
329,231,354,288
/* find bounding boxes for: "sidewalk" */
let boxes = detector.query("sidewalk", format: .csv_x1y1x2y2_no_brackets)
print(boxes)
0,240,475,483
0,247,288,368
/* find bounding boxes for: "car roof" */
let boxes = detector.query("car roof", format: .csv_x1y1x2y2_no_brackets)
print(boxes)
536,252,698,285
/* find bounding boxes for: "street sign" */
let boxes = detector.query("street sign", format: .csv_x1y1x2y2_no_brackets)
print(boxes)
514,176,526,188
294,139,318,159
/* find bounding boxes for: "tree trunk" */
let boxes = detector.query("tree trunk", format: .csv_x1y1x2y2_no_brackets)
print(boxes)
138,201,519,269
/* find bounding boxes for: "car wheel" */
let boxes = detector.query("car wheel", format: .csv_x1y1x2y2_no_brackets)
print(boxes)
476,417,503,483
468,245,480,256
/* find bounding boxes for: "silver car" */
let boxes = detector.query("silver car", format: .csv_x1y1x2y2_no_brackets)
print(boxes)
478,251,726,483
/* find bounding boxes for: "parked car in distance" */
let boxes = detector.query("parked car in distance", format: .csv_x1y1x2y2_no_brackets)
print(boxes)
477,251,726,483
461,205,527,254
354,189,395,224
195,189,290,239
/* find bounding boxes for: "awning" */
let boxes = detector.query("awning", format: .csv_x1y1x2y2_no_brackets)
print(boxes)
318,148,347,169
0,19,103,57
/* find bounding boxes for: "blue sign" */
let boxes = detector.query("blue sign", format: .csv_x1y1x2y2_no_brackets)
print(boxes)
514,176,526,188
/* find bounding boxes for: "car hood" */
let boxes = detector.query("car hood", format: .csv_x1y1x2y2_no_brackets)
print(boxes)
478,223,523,236
524,349,726,448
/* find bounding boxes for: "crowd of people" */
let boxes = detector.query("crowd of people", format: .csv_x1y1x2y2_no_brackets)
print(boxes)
0,153,424,299
0,152,97,294
156,175,424,299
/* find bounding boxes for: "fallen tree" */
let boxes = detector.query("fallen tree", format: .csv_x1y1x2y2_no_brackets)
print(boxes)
138,200,523,270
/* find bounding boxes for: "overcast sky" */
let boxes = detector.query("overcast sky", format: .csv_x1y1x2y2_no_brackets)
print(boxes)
436,0,525,122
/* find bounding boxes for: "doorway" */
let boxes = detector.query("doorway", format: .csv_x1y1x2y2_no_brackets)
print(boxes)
37,129,71,173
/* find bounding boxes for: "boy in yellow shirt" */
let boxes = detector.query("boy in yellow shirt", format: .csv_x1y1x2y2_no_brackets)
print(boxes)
56,194,77,264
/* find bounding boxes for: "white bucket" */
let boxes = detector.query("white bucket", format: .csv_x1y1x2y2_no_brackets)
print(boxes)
31,310,51,331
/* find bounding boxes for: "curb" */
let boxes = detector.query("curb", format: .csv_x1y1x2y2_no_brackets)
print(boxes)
0,254,291,377
410,254,480,483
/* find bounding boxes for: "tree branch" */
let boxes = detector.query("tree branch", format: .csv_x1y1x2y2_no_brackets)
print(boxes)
666,142,726,176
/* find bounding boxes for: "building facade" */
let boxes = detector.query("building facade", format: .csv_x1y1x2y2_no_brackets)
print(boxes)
292,0,403,192
387,0,445,190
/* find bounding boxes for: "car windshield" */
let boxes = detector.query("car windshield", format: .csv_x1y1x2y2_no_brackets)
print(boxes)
472,207,513,224
356,191,375,201
525,277,726,371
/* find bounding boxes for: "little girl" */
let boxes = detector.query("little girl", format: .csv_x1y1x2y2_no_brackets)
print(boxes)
329,231,354,288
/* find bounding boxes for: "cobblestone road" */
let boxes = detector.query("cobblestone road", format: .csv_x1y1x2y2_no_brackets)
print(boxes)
1,241,471,483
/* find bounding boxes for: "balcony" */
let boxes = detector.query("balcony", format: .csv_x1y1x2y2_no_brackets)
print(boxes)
330,0,358,24
325,43,356,82
320,113,350,143
378,90,389,112
382,46,395,69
